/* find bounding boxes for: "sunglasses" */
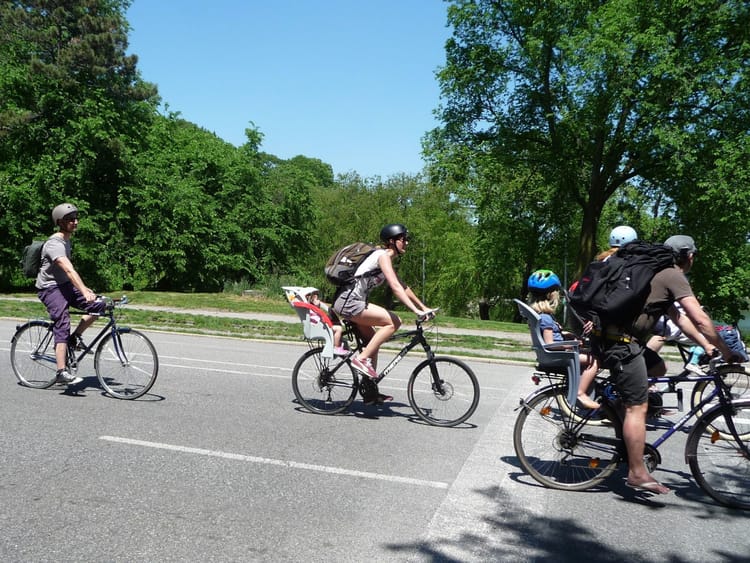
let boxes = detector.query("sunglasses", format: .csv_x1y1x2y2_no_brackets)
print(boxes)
63,215,79,222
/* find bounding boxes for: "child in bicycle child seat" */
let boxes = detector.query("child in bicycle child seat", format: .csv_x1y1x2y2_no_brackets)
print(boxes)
36,203,107,386
527,270,600,410
305,290,347,356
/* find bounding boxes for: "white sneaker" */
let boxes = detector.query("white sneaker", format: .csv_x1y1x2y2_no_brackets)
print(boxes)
56,369,82,385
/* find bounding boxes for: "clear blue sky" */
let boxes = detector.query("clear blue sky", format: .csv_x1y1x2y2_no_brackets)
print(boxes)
125,1,452,179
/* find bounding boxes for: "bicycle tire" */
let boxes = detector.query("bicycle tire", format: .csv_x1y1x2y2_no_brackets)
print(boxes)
555,374,610,427
292,347,358,414
686,399,750,510
690,365,750,421
94,328,158,399
10,321,58,389
407,356,479,427
513,385,621,491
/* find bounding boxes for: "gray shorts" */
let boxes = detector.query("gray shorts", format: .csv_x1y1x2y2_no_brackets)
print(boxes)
332,292,366,320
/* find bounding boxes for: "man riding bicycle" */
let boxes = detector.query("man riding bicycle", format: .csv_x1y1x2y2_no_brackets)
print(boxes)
36,203,106,385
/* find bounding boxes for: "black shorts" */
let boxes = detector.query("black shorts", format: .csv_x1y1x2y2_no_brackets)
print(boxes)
597,340,649,406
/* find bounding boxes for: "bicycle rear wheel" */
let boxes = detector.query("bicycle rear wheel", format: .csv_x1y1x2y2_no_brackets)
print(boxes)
407,357,480,427
513,385,621,491
292,347,358,414
94,328,158,399
10,321,58,389
686,399,750,510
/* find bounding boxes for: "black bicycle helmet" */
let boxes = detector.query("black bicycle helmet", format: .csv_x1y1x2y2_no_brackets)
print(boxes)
380,223,408,243
51,202,78,225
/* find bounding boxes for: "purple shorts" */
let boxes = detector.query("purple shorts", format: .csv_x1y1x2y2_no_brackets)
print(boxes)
38,283,106,344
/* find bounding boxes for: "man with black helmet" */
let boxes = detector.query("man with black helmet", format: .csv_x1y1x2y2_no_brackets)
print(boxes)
332,223,433,401
599,234,736,495
36,203,106,385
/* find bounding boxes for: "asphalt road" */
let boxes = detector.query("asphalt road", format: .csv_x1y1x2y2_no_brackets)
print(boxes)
1,319,749,562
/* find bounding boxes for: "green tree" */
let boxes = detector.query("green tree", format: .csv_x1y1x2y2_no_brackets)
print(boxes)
0,0,157,289
428,0,750,282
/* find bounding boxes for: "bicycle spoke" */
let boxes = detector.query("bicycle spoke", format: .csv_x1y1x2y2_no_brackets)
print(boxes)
10,321,58,389
407,357,479,427
513,386,621,491
94,329,158,399
292,348,357,414
687,400,750,510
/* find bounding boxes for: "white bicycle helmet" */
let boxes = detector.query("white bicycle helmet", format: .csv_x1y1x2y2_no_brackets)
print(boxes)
609,225,638,247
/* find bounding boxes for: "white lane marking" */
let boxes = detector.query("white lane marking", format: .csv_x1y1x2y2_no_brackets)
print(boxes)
99,436,449,490
159,361,289,379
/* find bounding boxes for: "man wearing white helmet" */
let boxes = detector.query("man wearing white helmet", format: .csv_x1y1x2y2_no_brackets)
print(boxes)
597,234,737,495
36,203,106,385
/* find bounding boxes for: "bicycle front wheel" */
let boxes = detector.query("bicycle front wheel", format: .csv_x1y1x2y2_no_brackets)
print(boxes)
10,321,58,389
690,365,750,419
292,347,358,414
686,399,750,510
513,386,621,491
94,328,158,399
407,357,479,427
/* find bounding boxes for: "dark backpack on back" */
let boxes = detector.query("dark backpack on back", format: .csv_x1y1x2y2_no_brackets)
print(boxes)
20,238,51,279
324,242,378,286
569,241,675,329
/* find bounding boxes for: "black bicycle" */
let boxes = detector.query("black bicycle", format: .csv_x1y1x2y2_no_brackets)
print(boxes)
291,310,480,427
513,356,750,509
10,296,159,399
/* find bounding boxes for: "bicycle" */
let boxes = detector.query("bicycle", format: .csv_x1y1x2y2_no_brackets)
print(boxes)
291,309,480,427
10,296,159,400
513,355,750,509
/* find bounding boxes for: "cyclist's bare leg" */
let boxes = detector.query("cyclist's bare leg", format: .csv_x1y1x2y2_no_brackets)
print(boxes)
72,314,97,338
576,355,600,409
352,303,401,368
623,401,670,493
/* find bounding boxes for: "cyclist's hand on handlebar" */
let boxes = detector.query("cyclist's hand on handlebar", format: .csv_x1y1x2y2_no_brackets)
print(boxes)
417,308,439,322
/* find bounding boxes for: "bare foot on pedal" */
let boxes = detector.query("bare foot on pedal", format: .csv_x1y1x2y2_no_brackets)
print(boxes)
577,393,600,410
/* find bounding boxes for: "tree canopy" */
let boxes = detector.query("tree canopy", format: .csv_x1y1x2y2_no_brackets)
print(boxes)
1,0,748,323
425,0,750,318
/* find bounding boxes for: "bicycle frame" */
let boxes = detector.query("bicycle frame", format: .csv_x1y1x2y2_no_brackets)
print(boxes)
592,361,750,455
342,320,435,384
33,297,132,370
67,310,120,367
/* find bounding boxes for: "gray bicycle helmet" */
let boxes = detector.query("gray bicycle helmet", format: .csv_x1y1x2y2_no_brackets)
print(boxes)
380,223,408,242
664,235,698,257
51,202,78,225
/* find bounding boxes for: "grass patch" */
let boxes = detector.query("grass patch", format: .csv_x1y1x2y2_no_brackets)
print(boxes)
0,292,532,361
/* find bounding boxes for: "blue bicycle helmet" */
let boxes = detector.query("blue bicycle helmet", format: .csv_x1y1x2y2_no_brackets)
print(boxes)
528,269,561,293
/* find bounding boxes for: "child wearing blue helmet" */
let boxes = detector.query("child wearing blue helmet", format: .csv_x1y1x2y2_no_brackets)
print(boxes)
528,269,600,409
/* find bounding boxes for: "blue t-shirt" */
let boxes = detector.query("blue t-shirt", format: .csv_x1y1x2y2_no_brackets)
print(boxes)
539,313,563,342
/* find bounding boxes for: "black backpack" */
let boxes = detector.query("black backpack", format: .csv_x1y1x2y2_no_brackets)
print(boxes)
324,242,378,286
569,241,676,329
20,237,52,279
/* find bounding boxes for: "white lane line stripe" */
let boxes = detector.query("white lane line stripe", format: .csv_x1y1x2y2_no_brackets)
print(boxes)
159,362,289,379
99,436,449,489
